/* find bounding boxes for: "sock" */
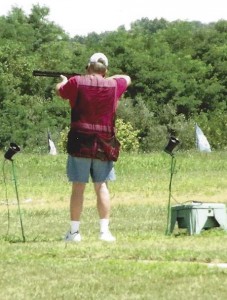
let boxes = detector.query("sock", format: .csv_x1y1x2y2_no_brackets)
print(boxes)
70,221,80,233
100,219,109,233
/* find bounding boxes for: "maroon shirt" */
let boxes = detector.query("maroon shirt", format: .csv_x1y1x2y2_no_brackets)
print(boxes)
59,74,128,160
59,74,127,126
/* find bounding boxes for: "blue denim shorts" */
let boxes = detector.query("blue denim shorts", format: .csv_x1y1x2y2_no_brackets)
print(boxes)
67,155,116,183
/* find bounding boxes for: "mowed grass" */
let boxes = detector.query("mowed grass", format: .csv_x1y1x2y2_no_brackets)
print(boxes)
1,151,227,299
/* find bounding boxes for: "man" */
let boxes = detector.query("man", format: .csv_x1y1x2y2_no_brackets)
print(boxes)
56,52,131,242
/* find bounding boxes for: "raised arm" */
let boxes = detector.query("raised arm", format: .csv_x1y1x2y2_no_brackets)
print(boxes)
107,74,131,87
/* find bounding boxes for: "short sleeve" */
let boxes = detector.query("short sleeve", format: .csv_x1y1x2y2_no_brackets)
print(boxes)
114,78,128,99
59,76,79,105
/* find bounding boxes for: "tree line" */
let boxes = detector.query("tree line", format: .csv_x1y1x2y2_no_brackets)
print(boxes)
1,5,227,153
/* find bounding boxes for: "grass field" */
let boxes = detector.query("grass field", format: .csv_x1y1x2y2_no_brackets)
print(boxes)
0,151,227,299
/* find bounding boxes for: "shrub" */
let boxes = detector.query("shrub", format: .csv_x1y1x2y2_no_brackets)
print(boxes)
58,127,69,153
116,118,140,152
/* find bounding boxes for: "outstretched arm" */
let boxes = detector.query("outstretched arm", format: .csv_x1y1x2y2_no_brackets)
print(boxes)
107,74,131,87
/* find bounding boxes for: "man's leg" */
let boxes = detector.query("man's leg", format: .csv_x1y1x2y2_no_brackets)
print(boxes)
94,182,110,219
65,156,91,242
70,182,86,220
94,182,116,242
65,182,86,242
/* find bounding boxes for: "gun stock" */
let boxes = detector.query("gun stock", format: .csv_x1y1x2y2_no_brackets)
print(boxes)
32,70,80,78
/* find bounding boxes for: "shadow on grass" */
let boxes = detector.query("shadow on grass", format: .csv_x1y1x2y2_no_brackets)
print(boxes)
1,234,64,243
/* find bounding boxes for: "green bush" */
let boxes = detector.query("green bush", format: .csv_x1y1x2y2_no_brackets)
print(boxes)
116,118,140,152
58,127,69,153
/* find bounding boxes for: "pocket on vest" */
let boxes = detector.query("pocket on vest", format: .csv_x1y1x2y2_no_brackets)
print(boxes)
96,135,121,161
67,130,95,157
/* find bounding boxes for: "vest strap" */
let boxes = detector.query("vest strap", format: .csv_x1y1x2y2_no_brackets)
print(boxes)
71,122,113,133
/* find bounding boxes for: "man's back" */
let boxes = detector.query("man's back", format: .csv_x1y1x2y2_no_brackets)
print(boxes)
75,75,117,125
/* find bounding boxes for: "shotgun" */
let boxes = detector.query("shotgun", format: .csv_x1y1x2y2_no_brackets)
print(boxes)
32,70,80,78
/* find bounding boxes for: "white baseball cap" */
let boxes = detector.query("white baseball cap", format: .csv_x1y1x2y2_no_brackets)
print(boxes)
89,53,108,67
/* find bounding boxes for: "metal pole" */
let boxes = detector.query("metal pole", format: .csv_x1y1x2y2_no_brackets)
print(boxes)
2,160,10,236
11,160,26,242
165,155,176,235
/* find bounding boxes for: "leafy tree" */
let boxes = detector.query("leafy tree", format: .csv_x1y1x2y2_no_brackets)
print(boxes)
1,6,227,151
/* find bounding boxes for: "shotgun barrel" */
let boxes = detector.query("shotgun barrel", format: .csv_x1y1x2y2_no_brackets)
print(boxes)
32,70,80,78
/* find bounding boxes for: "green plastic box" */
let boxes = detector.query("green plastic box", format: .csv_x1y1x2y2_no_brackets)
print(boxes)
170,202,227,235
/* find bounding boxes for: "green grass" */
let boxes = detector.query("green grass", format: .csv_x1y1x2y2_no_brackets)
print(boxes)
1,151,227,299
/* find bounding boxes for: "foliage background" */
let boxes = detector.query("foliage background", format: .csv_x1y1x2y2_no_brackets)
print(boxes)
1,5,227,152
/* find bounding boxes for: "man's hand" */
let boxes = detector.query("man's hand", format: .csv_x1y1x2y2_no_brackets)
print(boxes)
60,75,68,84
55,75,68,95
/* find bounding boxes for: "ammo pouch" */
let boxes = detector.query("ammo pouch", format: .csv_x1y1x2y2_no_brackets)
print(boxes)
67,129,121,161
96,134,121,162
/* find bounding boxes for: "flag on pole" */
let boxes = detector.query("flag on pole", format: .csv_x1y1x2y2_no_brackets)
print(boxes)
195,123,211,152
48,131,57,155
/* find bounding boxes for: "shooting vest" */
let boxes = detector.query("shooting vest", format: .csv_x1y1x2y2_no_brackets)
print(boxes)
67,75,120,161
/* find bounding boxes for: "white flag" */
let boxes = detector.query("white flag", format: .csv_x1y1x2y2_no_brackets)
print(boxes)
195,124,211,152
48,132,57,155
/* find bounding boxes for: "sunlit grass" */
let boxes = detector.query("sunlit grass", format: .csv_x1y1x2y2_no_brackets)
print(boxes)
1,151,227,299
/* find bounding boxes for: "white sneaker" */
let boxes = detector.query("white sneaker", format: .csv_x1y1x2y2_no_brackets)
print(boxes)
65,230,81,242
100,231,116,242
